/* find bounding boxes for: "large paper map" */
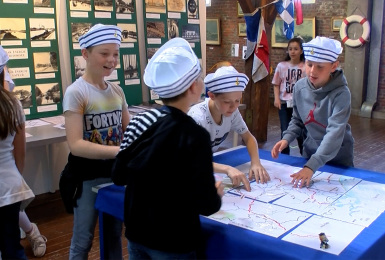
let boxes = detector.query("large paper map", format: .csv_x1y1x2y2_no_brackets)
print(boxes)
208,160,385,255
209,193,312,238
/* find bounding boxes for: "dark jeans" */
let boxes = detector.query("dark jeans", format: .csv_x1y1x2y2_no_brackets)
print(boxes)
278,103,304,155
128,240,197,260
0,202,27,260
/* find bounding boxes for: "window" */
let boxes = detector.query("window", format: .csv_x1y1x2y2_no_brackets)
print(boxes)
206,0,211,7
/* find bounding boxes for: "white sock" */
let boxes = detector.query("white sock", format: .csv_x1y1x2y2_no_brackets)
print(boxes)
19,211,33,233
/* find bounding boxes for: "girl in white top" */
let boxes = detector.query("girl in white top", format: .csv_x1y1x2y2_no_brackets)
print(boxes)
0,46,34,260
272,37,306,155
1,45,48,258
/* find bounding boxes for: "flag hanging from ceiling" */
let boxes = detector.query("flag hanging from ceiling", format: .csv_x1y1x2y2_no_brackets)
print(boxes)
275,0,294,40
244,9,269,83
294,0,303,25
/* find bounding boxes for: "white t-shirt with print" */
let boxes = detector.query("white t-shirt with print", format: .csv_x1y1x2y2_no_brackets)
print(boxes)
272,61,306,102
63,77,128,147
188,98,248,152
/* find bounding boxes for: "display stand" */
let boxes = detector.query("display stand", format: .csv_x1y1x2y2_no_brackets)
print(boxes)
142,0,201,101
65,0,142,105
0,0,63,120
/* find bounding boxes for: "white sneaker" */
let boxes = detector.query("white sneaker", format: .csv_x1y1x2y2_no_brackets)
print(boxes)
20,227,26,239
26,223,47,257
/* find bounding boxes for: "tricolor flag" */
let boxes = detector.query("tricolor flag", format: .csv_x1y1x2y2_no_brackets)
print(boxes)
244,10,269,83
275,0,294,40
294,0,303,25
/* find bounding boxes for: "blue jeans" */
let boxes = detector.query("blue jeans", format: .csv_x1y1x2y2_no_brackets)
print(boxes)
128,240,197,260
0,202,27,260
278,104,303,155
69,178,122,260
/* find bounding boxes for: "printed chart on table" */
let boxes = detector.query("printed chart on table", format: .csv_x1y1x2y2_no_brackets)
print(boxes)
208,159,385,255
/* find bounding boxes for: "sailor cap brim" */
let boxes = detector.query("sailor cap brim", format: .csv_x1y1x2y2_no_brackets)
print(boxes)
79,24,122,49
205,66,249,93
303,36,343,63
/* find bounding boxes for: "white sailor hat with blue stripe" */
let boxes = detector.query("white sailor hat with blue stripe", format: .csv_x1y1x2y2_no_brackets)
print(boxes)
79,24,122,49
0,46,9,74
205,66,248,93
303,36,343,63
143,37,201,99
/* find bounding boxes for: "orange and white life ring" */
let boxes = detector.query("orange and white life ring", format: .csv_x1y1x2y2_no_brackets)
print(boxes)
339,15,370,48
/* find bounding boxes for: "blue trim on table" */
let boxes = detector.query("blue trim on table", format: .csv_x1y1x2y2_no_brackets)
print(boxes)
95,147,385,260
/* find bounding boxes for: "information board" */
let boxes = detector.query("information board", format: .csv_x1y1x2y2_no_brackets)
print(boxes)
0,0,63,120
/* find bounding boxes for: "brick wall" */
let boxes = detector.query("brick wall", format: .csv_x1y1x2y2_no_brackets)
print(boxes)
206,0,248,74
207,0,385,114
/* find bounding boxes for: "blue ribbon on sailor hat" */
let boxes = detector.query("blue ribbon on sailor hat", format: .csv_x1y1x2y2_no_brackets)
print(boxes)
205,66,249,93
79,24,122,49
303,36,343,63
143,37,201,99
0,46,9,74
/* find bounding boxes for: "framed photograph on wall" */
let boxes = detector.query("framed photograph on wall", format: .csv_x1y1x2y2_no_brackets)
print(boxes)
238,22,246,37
206,18,220,45
272,17,316,47
331,17,344,32
237,3,244,16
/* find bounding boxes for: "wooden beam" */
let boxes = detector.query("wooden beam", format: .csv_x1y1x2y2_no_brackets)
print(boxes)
241,0,277,143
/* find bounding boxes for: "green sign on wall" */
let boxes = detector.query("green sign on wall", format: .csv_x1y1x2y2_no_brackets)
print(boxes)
66,0,142,105
0,0,63,120
142,0,201,101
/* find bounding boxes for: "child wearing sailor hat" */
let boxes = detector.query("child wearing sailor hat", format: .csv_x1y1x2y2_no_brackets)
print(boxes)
188,65,271,191
112,37,223,259
62,24,130,259
271,36,354,188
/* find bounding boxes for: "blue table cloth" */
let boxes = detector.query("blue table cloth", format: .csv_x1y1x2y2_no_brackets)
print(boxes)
95,147,385,259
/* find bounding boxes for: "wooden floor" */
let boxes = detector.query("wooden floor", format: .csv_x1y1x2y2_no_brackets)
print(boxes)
22,104,385,259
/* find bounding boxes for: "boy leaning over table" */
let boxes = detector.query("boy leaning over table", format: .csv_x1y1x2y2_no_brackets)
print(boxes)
112,37,223,259
188,65,270,191
271,36,354,188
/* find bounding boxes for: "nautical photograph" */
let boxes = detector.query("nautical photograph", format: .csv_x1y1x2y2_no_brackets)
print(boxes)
74,56,86,79
71,23,92,42
116,0,134,13
0,18,26,40
182,24,200,43
94,0,113,12
29,18,56,41
69,0,91,11
35,82,61,106
33,0,51,7
14,85,32,108
167,0,185,12
145,0,166,14
146,21,165,38
117,23,137,42
122,54,139,79
33,52,58,73
167,19,179,39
